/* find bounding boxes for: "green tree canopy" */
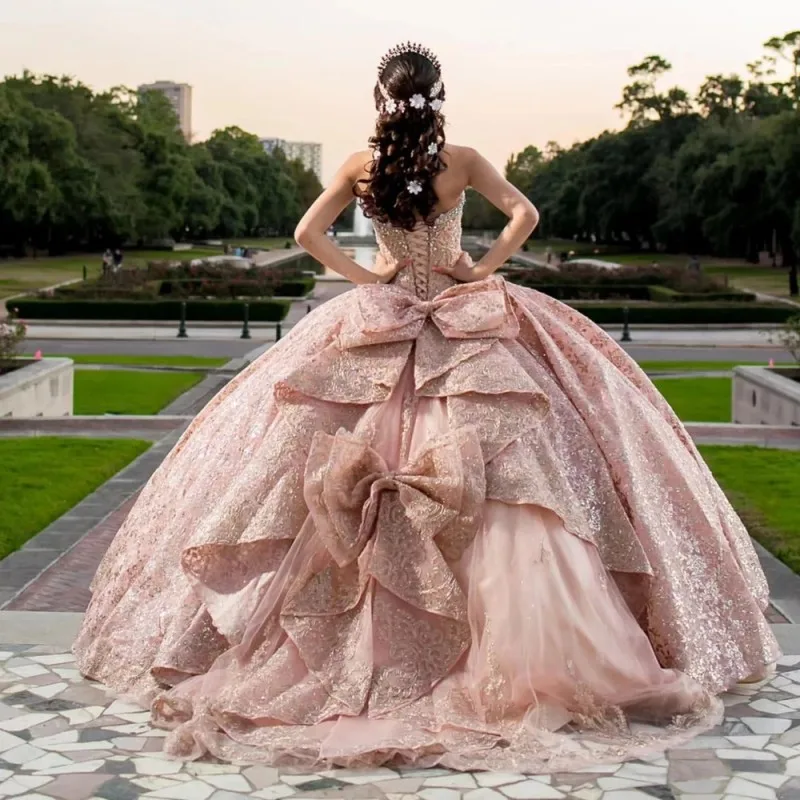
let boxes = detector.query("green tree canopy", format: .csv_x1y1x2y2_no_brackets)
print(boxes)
0,74,321,254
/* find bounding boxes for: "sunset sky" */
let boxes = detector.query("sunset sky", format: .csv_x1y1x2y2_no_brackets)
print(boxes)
1,0,797,182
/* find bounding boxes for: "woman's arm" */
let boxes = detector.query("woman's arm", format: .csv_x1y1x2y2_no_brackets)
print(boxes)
295,152,389,285
434,148,539,282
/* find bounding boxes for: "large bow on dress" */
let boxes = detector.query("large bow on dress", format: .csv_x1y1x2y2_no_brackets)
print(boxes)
280,426,485,715
339,275,521,348
276,277,551,462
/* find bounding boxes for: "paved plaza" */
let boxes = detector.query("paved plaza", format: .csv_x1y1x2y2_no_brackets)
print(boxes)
2,636,800,800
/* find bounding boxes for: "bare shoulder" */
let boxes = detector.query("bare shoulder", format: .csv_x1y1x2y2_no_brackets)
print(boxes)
443,144,480,169
338,150,373,184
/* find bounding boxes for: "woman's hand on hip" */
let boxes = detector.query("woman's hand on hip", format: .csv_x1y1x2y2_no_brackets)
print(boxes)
372,253,411,284
432,252,488,283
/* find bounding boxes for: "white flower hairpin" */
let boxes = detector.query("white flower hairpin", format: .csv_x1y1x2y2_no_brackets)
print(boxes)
409,93,426,110
427,143,439,156
407,180,423,195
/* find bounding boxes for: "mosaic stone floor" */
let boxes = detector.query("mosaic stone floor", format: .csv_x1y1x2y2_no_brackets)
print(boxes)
2,647,800,800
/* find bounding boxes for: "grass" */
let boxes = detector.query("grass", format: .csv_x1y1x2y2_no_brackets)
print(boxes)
65,354,228,368
700,445,800,573
0,437,150,559
640,360,790,373
653,377,732,422
225,237,294,250
704,265,795,299
610,253,745,269
0,247,224,301
74,370,204,415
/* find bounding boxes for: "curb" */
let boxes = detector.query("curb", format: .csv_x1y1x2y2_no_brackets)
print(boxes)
752,541,800,624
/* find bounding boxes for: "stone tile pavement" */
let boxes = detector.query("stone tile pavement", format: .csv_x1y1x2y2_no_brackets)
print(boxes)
2,645,800,800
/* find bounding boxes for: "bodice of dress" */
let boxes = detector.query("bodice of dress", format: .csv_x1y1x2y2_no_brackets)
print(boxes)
373,192,466,300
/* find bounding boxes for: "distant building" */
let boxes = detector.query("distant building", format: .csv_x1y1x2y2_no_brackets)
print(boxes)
261,138,322,181
138,81,193,142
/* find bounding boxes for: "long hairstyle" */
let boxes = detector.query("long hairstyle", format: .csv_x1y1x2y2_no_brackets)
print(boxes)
358,49,447,231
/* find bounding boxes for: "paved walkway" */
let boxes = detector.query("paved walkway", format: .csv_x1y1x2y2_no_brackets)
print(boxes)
1,632,800,800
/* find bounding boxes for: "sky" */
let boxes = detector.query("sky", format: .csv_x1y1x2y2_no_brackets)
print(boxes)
1,0,797,183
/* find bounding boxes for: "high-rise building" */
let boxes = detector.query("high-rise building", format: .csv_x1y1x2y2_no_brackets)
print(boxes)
261,138,322,181
138,81,193,142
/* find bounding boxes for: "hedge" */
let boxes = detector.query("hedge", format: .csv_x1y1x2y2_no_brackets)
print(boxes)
513,281,756,303
274,278,315,297
647,285,755,303
519,283,652,301
14,298,290,322
568,302,794,325
15,298,791,326
156,277,314,299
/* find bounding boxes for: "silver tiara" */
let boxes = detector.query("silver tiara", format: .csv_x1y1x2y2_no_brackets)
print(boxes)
377,42,444,116
378,42,442,77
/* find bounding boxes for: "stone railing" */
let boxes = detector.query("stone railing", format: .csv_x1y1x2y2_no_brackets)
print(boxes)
733,366,800,426
0,358,74,418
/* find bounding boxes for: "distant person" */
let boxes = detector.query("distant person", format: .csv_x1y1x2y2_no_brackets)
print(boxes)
112,249,123,271
545,245,552,265
688,255,701,273
101,249,113,275
74,41,776,773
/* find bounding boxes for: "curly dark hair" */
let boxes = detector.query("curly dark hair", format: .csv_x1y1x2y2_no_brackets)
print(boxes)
357,49,447,231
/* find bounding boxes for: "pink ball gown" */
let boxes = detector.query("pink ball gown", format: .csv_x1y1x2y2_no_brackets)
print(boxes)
74,193,779,772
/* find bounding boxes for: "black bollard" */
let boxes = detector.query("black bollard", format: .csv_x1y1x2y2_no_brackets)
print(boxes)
307,303,312,315
83,265,87,281
620,306,632,343
241,303,251,340
275,322,282,341
177,302,188,338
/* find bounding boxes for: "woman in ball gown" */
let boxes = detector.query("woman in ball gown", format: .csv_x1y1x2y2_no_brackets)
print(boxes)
74,43,779,773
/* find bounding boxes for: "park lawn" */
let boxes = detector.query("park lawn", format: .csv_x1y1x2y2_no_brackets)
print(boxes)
0,247,224,301
67,354,227,368
700,445,800,573
610,253,746,269
0,437,150,559
74,370,204,415
704,265,794,298
226,237,294,250
653,377,731,422
640,360,789,373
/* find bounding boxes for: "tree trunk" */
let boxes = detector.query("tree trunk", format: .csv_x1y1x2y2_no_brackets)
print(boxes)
786,240,799,297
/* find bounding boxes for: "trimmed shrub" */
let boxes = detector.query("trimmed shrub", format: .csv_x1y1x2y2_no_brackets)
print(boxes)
647,285,755,303
522,283,652,301
507,263,730,293
567,302,793,325
274,278,315,297
14,298,290,322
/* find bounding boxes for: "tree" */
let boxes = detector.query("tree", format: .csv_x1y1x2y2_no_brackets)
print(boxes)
505,146,543,196
764,31,800,107
0,73,319,252
616,56,692,123
697,75,745,119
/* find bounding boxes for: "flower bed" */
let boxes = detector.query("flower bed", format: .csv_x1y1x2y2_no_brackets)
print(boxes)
37,258,314,304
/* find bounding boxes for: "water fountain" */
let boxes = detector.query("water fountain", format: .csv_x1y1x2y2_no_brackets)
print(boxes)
352,203,374,240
